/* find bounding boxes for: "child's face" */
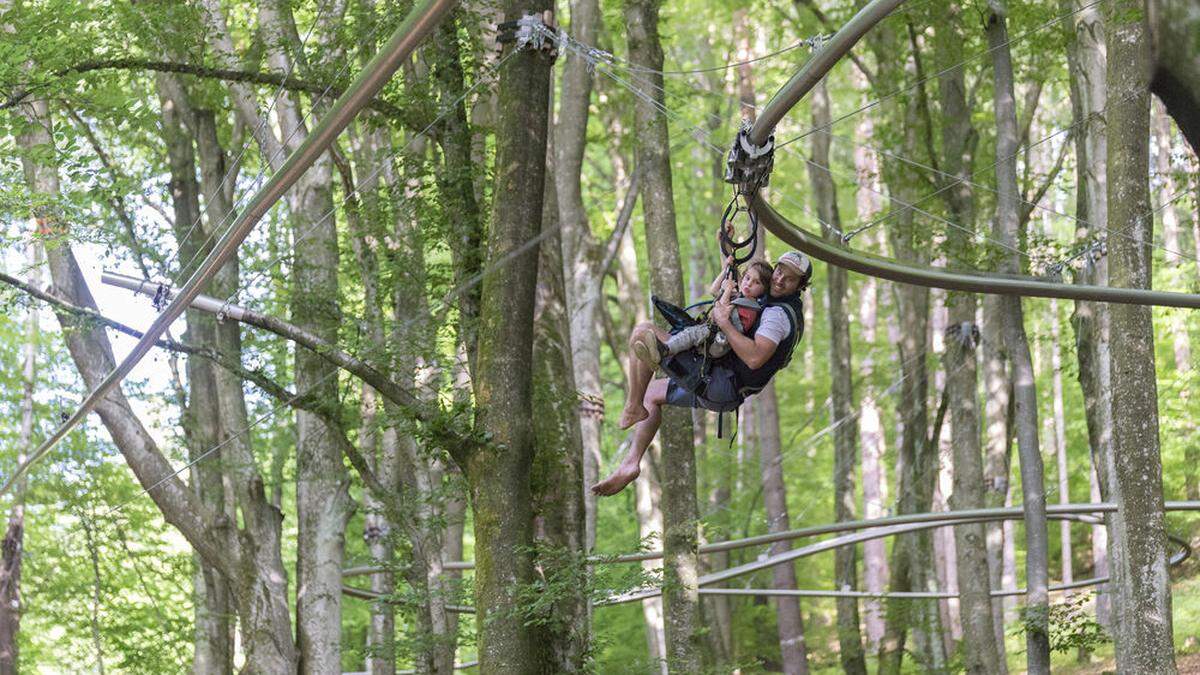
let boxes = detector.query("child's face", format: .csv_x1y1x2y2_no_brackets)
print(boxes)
739,270,767,298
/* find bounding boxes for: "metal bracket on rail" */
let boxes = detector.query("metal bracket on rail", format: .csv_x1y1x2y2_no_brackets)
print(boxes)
724,120,775,195
496,11,559,60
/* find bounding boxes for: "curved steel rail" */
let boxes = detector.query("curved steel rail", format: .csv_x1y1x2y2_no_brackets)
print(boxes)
742,0,1200,308
342,501,1200,577
601,509,1197,606
748,0,907,146
0,0,459,497
754,199,1200,308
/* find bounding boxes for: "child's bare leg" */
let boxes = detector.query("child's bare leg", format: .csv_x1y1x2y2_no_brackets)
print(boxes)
619,322,671,429
594,378,670,496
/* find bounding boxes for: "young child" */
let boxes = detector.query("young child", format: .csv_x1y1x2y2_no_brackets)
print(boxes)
633,258,774,366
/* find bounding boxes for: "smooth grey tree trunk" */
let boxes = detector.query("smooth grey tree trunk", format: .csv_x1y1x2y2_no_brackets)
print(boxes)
932,9,1003,669
987,3,1051,670
1048,299,1073,591
609,183,669,672
756,385,811,675
870,59,938,674
1062,0,1113,628
554,0,605,556
853,107,888,650
460,0,554,667
809,79,866,675
1105,3,1177,670
624,0,700,669
13,90,299,673
530,137,590,670
157,86,234,675
249,6,356,669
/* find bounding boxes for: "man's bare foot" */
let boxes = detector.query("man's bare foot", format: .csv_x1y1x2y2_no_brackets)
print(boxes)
591,459,641,496
618,405,649,430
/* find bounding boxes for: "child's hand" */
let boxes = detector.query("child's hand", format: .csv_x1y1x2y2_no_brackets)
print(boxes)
721,278,736,296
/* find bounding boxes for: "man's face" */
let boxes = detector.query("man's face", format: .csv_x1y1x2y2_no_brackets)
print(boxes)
771,265,802,296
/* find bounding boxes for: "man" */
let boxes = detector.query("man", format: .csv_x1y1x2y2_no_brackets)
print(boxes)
592,251,812,496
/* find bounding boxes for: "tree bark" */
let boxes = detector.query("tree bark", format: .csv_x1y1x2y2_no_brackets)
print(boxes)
853,105,888,650
987,3,1051,670
608,175,669,672
1062,0,1113,627
870,38,938,668
1049,299,1073,591
1106,3,1177,669
461,0,554,667
530,134,590,670
157,83,235,675
555,0,605,558
13,89,299,673
756,385,811,675
809,78,867,675
624,0,699,670
1147,0,1200,154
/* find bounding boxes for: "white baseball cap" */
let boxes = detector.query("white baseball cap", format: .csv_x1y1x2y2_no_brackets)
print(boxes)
776,251,812,280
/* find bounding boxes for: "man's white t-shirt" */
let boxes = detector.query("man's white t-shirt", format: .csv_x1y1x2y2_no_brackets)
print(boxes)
753,306,790,345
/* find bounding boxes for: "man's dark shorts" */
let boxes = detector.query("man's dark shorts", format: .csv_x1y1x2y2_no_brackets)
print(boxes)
661,350,743,413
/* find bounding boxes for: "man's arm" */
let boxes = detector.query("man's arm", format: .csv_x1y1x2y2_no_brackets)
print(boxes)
712,298,778,369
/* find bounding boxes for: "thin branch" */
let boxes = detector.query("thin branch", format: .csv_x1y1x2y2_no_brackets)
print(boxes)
63,107,159,280
907,21,941,179
103,273,481,453
1,59,407,121
1020,131,1072,227
599,167,642,277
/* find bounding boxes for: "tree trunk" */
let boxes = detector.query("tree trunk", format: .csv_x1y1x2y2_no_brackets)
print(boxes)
530,135,590,670
1049,299,1073,590
1152,101,1198,498
624,0,699,669
853,106,888,650
1062,0,1113,627
874,93,938,675
1105,4,1177,669
932,10,1004,668
157,84,235,675
0,242,38,675
554,0,605,557
250,6,356,669
987,3,1051,670
461,0,554,666
610,183,669,672
756,385,811,674
809,78,867,675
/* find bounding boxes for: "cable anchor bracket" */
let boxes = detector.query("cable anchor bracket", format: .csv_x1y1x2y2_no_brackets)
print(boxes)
496,11,559,60
724,120,774,195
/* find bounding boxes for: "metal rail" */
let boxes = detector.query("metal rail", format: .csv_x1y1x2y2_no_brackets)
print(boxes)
600,506,1200,606
743,0,1200,308
754,198,1200,308
342,502,1200,577
0,0,459,497
748,0,907,146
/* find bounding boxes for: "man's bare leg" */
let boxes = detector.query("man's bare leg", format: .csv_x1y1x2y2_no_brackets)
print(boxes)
594,378,670,496
619,322,672,429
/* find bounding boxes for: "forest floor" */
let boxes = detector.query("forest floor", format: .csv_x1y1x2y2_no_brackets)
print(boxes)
1046,573,1200,674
